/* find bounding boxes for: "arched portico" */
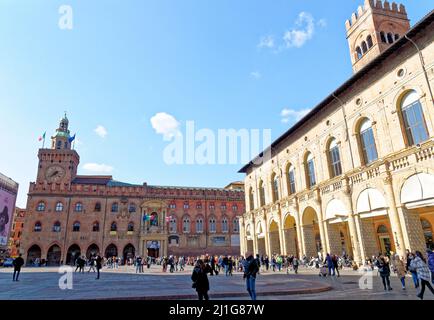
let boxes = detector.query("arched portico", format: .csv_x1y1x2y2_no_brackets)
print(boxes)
283,214,299,257
268,219,281,255
324,199,353,256
301,207,323,258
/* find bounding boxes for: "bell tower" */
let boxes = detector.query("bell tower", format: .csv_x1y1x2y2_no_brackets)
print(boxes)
35,114,79,184
346,0,410,73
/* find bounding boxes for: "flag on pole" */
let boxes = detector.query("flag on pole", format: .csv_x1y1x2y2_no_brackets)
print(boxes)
143,214,150,222
38,132,46,141
68,133,76,143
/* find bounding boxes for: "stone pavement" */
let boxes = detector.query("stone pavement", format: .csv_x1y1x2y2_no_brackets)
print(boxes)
0,265,330,300
1,265,433,300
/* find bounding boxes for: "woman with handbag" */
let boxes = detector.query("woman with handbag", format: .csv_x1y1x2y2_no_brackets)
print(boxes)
191,259,212,300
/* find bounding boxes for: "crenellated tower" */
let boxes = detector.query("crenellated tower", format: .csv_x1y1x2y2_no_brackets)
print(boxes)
346,0,410,73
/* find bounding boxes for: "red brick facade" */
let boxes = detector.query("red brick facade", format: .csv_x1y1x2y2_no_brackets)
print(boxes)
21,116,245,265
8,208,26,258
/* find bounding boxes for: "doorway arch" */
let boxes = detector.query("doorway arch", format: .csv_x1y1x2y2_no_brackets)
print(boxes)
86,244,100,259
26,244,41,266
123,244,135,264
46,244,61,266
66,244,81,265
105,244,118,258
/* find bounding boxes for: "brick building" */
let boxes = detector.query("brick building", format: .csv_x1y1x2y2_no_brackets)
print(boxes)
21,116,244,265
239,1,434,263
8,207,26,258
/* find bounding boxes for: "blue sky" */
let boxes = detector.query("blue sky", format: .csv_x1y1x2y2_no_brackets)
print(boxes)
1,0,432,207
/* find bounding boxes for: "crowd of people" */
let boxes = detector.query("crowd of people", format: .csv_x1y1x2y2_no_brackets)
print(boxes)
7,247,434,300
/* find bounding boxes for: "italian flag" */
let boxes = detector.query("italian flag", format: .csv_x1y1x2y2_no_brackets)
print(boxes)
38,131,46,141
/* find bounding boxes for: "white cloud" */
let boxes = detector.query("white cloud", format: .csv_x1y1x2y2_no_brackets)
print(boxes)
83,163,114,173
259,12,326,51
258,35,275,48
317,19,327,28
150,112,181,140
94,125,107,138
283,12,315,48
281,108,312,123
250,71,261,79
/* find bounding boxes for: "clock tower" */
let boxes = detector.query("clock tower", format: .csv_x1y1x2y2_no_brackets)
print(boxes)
36,114,80,185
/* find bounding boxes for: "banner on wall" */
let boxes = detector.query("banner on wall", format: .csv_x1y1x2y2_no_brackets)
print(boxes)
0,173,19,248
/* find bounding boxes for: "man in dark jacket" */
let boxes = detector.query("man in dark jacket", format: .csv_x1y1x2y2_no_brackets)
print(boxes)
243,252,259,300
191,259,212,300
95,254,102,280
12,254,24,281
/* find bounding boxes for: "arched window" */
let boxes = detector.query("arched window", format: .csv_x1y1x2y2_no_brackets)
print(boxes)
74,202,83,212
222,217,229,233
127,222,134,232
287,165,296,195
272,174,280,202
232,204,238,212
183,202,189,209
395,34,400,41
183,217,190,233
359,118,378,165
305,152,316,188
196,218,203,233
56,140,61,149
400,90,429,146
209,218,216,233
387,33,394,44
128,203,136,213
380,32,387,43
36,202,45,212
169,217,177,233
367,35,373,49
72,221,80,232
34,221,42,232
196,202,202,209
94,202,101,212
55,202,63,212
356,46,362,60
110,222,117,232
361,41,368,53
248,187,255,211
233,217,240,233
258,181,266,207
221,203,227,211
52,221,61,232
92,221,100,232
111,202,118,213
328,138,343,178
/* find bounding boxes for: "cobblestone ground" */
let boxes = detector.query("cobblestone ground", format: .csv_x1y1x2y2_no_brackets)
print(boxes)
1,265,433,300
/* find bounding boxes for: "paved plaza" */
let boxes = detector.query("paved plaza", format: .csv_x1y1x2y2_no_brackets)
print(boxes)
1,265,433,300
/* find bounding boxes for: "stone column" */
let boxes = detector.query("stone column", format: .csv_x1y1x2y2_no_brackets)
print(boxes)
396,206,426,254
276,207,285,255
383,173,406,257
342,180,362,264
294,205,304,258
252,216,258,256
263,212,271,257
317,200,328,258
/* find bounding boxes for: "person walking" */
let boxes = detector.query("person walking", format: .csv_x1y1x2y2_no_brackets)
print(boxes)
191,259,212,300
325,253,335,276
427,249,434,284
293,256,299,274
243,252,260,300
12,254,24,282
394,255,407,290
407,252,420,288
88,255,96,273
95,254,102,280
135,256,142,273
332,255,340,277
376,255,393,291
410,251,434,300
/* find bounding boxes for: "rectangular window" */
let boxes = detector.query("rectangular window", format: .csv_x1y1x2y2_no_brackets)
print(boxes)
307,160,316,187
288,170,296,194
329,146,343,177
360,128,378,164
402,101,429,146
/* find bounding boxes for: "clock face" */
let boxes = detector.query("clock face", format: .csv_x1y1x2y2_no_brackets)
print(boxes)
45,165,66,183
